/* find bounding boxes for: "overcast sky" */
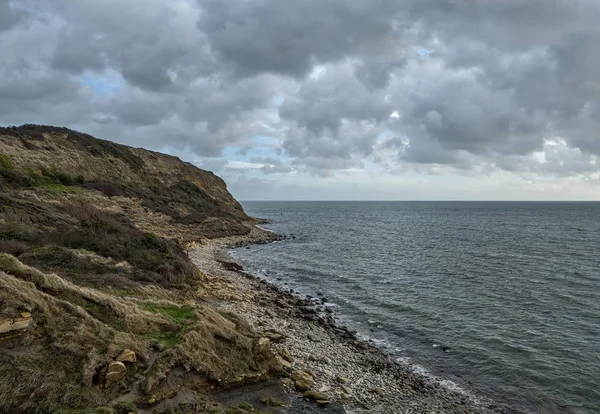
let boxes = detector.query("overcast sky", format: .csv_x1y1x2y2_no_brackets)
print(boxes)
1,0,599,200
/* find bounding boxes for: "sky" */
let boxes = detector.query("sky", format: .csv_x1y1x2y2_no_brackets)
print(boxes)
1,0,599,200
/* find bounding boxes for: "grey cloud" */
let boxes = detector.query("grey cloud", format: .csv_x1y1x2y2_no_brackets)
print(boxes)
197,0,402,78
1,0,599,186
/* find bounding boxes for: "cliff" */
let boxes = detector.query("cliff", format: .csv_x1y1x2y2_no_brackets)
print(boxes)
0,125,280,413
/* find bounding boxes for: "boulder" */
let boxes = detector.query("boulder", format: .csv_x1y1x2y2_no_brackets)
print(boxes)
335,375,349,384
105,361,127,386
304,391,328,400
292,371,314,391
11,318,33,330
0,319,12,334
116,349,136,363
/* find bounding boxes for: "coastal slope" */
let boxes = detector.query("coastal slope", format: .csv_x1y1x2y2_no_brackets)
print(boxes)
0,125,281,413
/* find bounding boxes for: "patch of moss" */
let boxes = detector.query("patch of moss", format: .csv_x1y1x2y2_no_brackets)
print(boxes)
0,153,14,169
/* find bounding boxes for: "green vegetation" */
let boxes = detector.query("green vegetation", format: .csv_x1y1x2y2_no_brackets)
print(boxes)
140,304,196,349
139,303,196,324
0,153,14,169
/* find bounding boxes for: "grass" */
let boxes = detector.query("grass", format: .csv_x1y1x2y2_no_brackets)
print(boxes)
0,153,14,169
139,304,195,324
140,303,196,349
0,125,282,413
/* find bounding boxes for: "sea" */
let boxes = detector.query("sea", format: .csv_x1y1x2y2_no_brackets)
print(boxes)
231,201,600,414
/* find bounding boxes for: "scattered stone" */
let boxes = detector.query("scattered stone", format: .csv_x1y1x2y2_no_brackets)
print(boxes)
20,312,32,319
373,387,386,396
116,349,136,363
341,385,352,394
105,361,127,386
304,391,328,401
341,393,349,399
257,337,270,353
336,375,349,384
278,348,294,363
282,378,293,387
278,357,292,369
307,333,321,342
321,356,332,364
292,371,314,391
316,400,331,406
263,329,287,343
318,385,331,392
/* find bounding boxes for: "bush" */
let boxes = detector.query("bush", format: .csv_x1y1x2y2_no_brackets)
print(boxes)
55,203,199,286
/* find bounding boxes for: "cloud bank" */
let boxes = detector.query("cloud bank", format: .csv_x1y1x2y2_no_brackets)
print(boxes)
1,0,599,199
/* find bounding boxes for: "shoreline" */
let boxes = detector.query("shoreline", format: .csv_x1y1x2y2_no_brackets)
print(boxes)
190,226,514,414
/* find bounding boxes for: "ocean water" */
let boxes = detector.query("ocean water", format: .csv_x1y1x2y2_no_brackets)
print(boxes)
232,201,600,413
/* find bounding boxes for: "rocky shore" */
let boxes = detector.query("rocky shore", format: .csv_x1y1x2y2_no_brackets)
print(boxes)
190,226,512,414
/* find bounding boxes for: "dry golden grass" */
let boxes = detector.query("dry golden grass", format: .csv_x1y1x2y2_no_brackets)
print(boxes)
0,126,280,413
0,255,280,413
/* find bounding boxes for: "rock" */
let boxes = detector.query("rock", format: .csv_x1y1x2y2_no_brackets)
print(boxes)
335,375,349,384
292,371,314,391
0,320,12,334
341,393,349,399
105,361,127,386
373,387,386,396
307,333,320,342
20,312,32,319
263,329,287,343
304,391,328,400
257,337,270,353
8,317,34,331
316,400,331,406
341,385,352,394
321,356,332,364
278,348,294,363
116,349,136,363
282,378,293,387
318,385,331,392
278,357,292,369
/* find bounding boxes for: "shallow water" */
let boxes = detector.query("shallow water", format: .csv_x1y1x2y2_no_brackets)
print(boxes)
232,201,600,413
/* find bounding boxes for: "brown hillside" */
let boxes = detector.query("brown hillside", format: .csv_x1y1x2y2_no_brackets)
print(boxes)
0,125,280,414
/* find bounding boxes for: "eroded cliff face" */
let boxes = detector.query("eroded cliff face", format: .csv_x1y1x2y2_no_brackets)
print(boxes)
0,125,280,413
